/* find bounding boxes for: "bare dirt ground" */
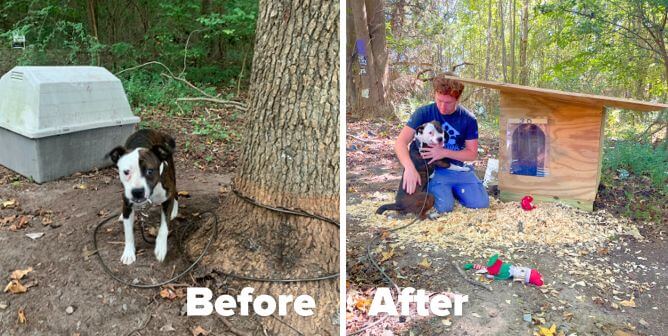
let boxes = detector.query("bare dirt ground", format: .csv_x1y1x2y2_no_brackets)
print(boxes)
345,120,667,336
0,108,273,335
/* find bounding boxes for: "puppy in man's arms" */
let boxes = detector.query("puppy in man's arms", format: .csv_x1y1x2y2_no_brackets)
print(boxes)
376,121,468,219
108,129,178,265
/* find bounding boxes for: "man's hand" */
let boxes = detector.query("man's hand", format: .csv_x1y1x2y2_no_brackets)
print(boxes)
420,144,448,164
402,166,421,194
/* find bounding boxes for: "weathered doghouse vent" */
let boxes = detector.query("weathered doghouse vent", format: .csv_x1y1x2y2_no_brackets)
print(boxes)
9,71,23,81
0,66,140,183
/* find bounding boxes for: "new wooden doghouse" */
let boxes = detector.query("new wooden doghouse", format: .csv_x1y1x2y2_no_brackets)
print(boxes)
444,76,668,211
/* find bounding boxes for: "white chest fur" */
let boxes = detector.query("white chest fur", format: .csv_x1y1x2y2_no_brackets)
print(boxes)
150,182,168,204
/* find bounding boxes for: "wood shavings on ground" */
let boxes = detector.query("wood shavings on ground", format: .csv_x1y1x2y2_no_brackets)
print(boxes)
349,194,640,256
346,285,459,335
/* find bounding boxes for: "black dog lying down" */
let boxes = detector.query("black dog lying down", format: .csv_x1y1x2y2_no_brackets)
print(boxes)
376,121,469,219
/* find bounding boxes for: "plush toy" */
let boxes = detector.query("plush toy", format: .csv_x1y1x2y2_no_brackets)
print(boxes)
464,254,544,286
521,195,537,211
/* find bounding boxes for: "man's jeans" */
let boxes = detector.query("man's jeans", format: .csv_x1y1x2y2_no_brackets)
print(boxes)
427,166,490,213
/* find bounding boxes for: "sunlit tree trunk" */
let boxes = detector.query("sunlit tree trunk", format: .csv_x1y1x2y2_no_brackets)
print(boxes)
349,0,394,119
499,0,508,82
519,0,529,85
510,0,516,83
188,1,340,334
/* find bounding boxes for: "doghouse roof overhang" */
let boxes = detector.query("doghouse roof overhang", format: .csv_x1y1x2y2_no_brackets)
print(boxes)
442,75,668,112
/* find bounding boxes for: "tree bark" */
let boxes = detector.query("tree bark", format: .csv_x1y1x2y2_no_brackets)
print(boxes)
366,0,390,104
499,0,508,82
484,0,492,81
86,0,99,41
510,0,516,83
188,1,339,335
347,0,358,109
349,0,393,119
389,0,406,39
519,0,529,85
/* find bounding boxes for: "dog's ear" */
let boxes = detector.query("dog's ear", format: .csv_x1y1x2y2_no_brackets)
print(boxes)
431,121,443,133
107,146,127,164
164,134,176,153
151,143,173,161
416,124,426,134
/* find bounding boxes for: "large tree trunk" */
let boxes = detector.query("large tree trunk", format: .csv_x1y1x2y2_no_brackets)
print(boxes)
349,0,394,119
188,1,339,335
366,0,390,104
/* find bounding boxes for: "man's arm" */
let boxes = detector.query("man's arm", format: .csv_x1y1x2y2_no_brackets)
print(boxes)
395,126,421,194
421,139,479,163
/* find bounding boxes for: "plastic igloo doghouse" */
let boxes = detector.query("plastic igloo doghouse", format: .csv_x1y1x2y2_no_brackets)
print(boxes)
0,66,139,183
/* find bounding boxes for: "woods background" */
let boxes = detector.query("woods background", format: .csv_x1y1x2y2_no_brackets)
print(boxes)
347,0,667,128
347,0,667,220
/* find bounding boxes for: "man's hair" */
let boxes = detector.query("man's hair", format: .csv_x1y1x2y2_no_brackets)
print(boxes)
433,72,464,99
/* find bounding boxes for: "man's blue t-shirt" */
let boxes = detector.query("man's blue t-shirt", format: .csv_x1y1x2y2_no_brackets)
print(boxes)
406,103,479,166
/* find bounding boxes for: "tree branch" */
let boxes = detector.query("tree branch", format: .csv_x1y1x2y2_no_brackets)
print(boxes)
176,97,248,111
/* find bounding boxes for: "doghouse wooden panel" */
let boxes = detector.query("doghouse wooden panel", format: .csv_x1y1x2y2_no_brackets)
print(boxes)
498,93,604,209
444,75,668,111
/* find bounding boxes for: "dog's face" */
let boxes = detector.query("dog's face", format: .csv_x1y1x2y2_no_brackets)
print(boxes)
108,145,171,204
415,121,447,146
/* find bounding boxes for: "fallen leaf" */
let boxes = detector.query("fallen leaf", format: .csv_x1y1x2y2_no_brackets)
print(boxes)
532,316,546,325
0,215,17,226
10,267,33,280
191,326,209,336
160,288,177,300
41,216,53,225
418,257,432,269
17,308,26,324
175,288,186,299
4,280,27,294
354,298,372,312
74,184,87,190
380,248,395,263
562,311,574,321
25,233,44,240
9,216,30,231
537,324,557,336
178,191,191,198
619,297,636,308
160,324,176,331
2,199,16,208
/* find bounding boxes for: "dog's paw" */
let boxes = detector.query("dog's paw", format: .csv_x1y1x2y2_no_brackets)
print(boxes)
121,247,136,265
154,238,168,262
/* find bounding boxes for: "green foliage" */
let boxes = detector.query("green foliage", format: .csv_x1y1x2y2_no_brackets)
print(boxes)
121,71,190,112
192,116,230,141
1,0,258,89
602,141,668,193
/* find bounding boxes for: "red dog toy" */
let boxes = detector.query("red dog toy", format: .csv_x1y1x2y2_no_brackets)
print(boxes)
521,195,536,211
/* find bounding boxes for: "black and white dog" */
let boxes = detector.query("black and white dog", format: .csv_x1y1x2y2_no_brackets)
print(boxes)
376,121,468,219
108,129,178,265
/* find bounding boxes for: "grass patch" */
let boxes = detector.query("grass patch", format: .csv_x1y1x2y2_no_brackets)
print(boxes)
602,140,667,193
